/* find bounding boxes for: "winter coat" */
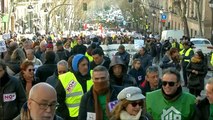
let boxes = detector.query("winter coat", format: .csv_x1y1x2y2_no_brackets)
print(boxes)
35,61,57,82
13,102,63,120
109,56,137,88
186,59,207,90
196,98,210,120
0,72,26,120
128,67,145,86
56,49,70,61
78,85,122,120
160,54,181,71
46,71,59,88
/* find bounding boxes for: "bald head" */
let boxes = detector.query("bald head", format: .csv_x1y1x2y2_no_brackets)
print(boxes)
29,82,56,100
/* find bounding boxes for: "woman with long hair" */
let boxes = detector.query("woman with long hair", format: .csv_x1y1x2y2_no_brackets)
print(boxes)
110,87,152,120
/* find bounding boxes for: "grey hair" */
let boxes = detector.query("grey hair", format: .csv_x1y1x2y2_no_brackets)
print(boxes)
93,65,109,77
146,66,159,74
57,60,68,70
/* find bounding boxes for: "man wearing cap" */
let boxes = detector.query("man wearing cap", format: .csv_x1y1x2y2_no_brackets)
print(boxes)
56,54,93,120
115,44,130,67
78,66,121,120
146,68,196,120
55,40,70,61
180,41,194,86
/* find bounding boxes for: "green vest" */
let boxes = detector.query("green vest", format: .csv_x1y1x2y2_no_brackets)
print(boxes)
59,71,93,117
146,89,196,120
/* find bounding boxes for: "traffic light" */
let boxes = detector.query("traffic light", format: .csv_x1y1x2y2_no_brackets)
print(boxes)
83,3,87,11
128,0,133,3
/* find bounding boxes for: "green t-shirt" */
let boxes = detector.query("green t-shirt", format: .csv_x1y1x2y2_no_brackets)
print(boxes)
98,94,108,120
209,104,213,120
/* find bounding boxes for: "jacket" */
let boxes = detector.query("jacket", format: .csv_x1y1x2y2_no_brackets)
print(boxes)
13,102,63,120
35,61,57,82
0,72,26,120
128,67,145,86
78,85,122,120
160,54,181,71
109,56,137,88
56,49,70,61
46,71,59,88
181,48,194,67
186,59,207,90
196,98,210,120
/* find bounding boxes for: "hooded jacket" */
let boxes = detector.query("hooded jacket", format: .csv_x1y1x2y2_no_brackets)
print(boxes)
109,56,137,88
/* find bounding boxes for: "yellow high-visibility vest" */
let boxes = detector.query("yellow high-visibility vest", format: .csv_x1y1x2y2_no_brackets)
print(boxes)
211,52,213,66
85,52,93,62
184,48,193,62
179,43,183,50
59,71,93,117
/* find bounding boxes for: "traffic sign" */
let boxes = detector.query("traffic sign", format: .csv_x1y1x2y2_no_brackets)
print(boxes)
161,14,167,20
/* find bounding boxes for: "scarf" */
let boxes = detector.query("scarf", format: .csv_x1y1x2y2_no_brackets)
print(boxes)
92,82,110,120
120,109,142,120
162,86,182,101
191,56,201,63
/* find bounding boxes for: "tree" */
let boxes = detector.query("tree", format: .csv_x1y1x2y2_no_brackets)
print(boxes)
173,0,190,37
192,0,203,37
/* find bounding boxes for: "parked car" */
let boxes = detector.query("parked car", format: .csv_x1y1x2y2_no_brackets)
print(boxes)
161,30,184,42
190,38,213,70
190,38,213,54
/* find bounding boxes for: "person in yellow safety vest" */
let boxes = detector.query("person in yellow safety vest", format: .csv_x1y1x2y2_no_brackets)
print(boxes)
70,36,78,48
181,41,194,87
85,45,95,62
211,52,213,66
171,38,180,51
56,54,93,120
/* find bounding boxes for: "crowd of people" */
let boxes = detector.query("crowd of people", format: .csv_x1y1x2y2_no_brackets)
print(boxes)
0,33,213,120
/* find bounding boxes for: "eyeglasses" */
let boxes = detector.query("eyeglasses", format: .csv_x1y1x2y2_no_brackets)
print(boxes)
130,101,143,107
30,98,59,110
162,81,176,87
28,69,35,72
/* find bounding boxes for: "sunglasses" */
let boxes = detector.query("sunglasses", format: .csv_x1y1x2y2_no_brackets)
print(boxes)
162,81,176,87
28,69,35,72
130,101,143,107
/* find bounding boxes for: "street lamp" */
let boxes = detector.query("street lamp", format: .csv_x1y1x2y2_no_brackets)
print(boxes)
152,10,156,33
209,0,213,43
27,4,33,33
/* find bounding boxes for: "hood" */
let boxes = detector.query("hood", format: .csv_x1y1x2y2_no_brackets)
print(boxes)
72,54,90,74
109,56,127,74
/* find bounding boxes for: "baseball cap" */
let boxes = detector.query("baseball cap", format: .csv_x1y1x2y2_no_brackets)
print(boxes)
117,86,145,101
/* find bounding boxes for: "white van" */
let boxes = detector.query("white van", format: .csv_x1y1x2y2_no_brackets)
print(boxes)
161,30,184,42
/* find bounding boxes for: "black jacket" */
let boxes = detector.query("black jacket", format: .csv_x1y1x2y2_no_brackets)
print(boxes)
196,98,209,120
78,85,122,120
0,72,26,120
71,44,87,55
186,59,207,90
133,53,152,71
56,49,70,61
35,61,57,82
128,67,145,86
46,71,59,88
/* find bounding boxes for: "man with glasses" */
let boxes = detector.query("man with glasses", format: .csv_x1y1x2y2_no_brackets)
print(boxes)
14,82,63,120
146,68,197,120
